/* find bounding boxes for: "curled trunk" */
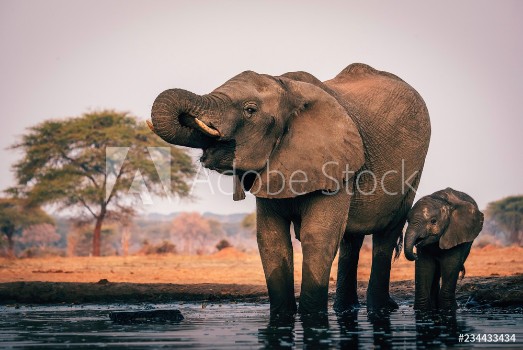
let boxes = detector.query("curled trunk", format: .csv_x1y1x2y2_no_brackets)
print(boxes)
404,227,420,261
150,89,219,149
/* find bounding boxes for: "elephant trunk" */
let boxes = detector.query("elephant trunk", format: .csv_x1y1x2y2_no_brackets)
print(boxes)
150,89,221,148
404,226,420,261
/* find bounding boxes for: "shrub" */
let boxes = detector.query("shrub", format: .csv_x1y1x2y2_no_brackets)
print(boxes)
19,247,65,258
216,239,232,251
139,240,176,255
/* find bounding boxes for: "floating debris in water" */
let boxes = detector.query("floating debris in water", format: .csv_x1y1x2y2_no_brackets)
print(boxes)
109,309,184,323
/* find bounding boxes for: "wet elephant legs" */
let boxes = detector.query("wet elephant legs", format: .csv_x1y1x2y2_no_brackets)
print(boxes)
414,242,471,311
438,245,469,311
366,227,403,311
414,251,440,310
256,190,351,316
298,191,351,314
334,233,364,313
256,201,296,316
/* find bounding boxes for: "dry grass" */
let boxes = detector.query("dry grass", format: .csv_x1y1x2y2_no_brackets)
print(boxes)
0,245,521,285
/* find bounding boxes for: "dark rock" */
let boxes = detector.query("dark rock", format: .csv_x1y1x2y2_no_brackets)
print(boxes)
109,309,184,324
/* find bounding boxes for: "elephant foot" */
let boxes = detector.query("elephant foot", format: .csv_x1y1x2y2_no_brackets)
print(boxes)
333,299,361,315
297,304,329,317
413,304,433,313
268,296,297,319
269,302,297,320
333,287,361,313
300,311,329,326
437,302,458,314
298,292,330,316
366,295,399,312
269,309,297,324
334,305,360,319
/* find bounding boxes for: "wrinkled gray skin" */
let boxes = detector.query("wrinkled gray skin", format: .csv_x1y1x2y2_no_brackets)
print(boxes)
404,188,484,311
149,63,431,316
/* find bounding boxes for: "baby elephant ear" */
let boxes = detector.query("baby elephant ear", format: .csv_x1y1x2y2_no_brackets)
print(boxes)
439,188,484,249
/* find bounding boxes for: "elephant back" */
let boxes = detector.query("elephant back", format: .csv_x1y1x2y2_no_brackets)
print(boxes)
325,63,431,233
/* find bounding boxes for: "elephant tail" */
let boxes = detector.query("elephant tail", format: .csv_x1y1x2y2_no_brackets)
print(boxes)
393,231,403,261
460,265,466,280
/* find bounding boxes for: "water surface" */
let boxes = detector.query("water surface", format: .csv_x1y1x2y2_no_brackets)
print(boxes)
1,302,521,349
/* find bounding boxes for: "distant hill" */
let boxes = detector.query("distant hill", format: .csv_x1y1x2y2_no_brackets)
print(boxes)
202,212,250,223
53,212,251,224
138,212,250,223
140,212,180,222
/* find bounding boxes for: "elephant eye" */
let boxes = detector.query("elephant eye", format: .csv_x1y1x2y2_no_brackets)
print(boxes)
430,218,437,225
243,103,258,118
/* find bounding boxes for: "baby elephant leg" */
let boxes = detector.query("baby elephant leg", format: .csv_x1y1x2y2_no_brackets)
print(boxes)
438,244,470,311
414,250,438,311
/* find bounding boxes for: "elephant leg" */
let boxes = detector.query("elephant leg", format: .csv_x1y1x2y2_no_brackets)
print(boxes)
334,232,365,313
438,247,466,311
298,190,351,315
414,250,438,311
256,198,296,317
430,263,441,309
367,226,402,311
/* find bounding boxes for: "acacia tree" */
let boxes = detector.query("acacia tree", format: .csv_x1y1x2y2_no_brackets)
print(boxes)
0,198,53,257
9,110,195,256
485,196,522,245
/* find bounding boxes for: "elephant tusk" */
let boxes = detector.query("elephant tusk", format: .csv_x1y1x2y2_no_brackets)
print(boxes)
146,120,155,133
193,117,221,138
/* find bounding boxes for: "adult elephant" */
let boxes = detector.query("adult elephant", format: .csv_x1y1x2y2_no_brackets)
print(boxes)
148,63,431,315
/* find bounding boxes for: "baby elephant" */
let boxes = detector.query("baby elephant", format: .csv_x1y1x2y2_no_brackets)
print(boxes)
404,188,483,311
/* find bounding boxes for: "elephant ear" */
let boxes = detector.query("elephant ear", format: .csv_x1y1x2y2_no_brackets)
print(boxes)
250,77,365,198
436,188,484,249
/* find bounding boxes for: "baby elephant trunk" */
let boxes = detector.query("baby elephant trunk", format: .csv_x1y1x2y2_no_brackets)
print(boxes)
404,227,420,261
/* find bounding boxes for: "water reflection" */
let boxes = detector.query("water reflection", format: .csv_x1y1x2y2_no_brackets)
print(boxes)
301,313,330,349
368,309,393,349
1,303,521,349
258,307,479,349
258,310,410,349
337,309,359,349
258,314,295,349
415,311,471,348
259,313,332,349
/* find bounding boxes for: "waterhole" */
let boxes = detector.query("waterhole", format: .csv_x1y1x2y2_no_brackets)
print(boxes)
1,302,521,349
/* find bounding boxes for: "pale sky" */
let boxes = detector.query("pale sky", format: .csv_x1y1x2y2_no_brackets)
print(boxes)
1,0,521,215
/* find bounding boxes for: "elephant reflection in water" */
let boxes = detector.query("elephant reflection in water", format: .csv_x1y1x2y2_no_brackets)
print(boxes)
368,310,394,348
415,311,471,347
337,310,360,349
257,310,392,349
258,308,470,348
258,314,295,349
350,309,469,348
258,314,330,349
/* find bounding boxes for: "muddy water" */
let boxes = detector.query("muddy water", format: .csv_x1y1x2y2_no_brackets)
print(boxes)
1,302,522,349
